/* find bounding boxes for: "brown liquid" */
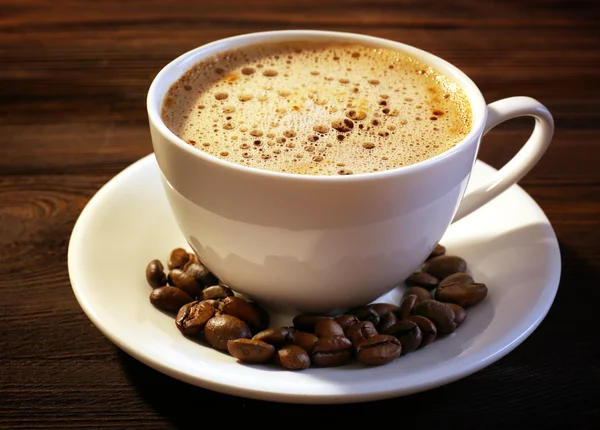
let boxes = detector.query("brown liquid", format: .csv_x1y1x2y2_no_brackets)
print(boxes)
161,41,472,176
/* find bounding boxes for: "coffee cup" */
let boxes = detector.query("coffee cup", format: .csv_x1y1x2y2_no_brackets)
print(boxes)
147,30,553,314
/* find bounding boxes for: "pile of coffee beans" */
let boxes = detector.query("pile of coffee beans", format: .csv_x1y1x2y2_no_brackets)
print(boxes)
146,243,488,369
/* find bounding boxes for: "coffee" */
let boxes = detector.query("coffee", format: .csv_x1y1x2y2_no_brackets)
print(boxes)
161,41,472,175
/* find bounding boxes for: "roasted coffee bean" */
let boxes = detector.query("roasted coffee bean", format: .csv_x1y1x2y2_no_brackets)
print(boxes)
346,321,378,347
335,314,360,333
204,314,251,351
176,301,215,335
405,272,438,290
187,253,199,265
445,303,467,326
184,263,219,287
227,338,275,363
438,272,474,288
168,268,203,297
314,319,345,337
398,294,418,319
377,312,398,333
166,274,175,286
292,314,332,332
435,282,488,308
149,286,194,313
407,315,437,348
383,320,422,354
168,247,190,270
248,301,270,332
221,296,264,332
404,286,432,305
146,259,166,288
275,345,311,370
200,285,234,301
292,331,319,353
202,299,223,312
356,335,402,365
369,303,401,319
421,255,467,279
253,327,294,347
349,305,380,327
312,336,353,367
427,243,446,260
183,262,204,279
415,300,456,335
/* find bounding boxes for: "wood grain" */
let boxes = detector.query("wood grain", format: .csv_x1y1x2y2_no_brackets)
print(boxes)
1,0,599,428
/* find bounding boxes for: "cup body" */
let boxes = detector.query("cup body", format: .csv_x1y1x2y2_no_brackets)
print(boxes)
148,30,488,314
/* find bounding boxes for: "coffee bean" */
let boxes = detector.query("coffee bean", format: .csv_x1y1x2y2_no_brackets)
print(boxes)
168,268,203,297
184,263,219,287
421,255,467,279
227,338,275,363
149,286,194,313
405,272,438,290
166,274,175,286
200,285,234,301
356,335,402,365
349,305,380,327
204,314,251,351
438,272,474,288
407,315,437,348
292,314,332,332
312,336,353,367
377,312,398,333
146,259,166,288
183,262,204,279
201,299,223,312
445,303,467,326
314,319,345,337
168,248,190,270
435,282,488,308
187,253,199,265
427,243,446,260
291,331,319,353
248,301,270,332
221,296,265,333
404,286,432,305
176,301,215,335
346,321,378,348
398,294,418,319
253,327,294,347
369,303,401,319
275,345,310,370
148,244,485,370
415,300,456,335
335,314,360,333
383,320,422,354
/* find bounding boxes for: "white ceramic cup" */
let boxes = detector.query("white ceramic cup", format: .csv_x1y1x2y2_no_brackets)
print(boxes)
147,30,553,314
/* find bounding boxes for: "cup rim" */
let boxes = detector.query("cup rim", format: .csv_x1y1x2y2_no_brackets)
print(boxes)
147,29,487,182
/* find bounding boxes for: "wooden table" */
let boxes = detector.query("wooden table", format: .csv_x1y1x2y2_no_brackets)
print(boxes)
2,0,599,427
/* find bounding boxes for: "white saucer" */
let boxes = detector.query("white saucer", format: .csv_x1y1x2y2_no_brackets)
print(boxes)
68,154,561,404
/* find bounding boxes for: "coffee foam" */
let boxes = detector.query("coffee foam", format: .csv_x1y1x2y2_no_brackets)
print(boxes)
161,42,472,175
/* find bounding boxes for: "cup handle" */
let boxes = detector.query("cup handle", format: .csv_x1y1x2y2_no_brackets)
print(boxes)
452,96,554,222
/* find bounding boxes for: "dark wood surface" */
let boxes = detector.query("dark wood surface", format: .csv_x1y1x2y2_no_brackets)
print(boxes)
1,0,599,428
